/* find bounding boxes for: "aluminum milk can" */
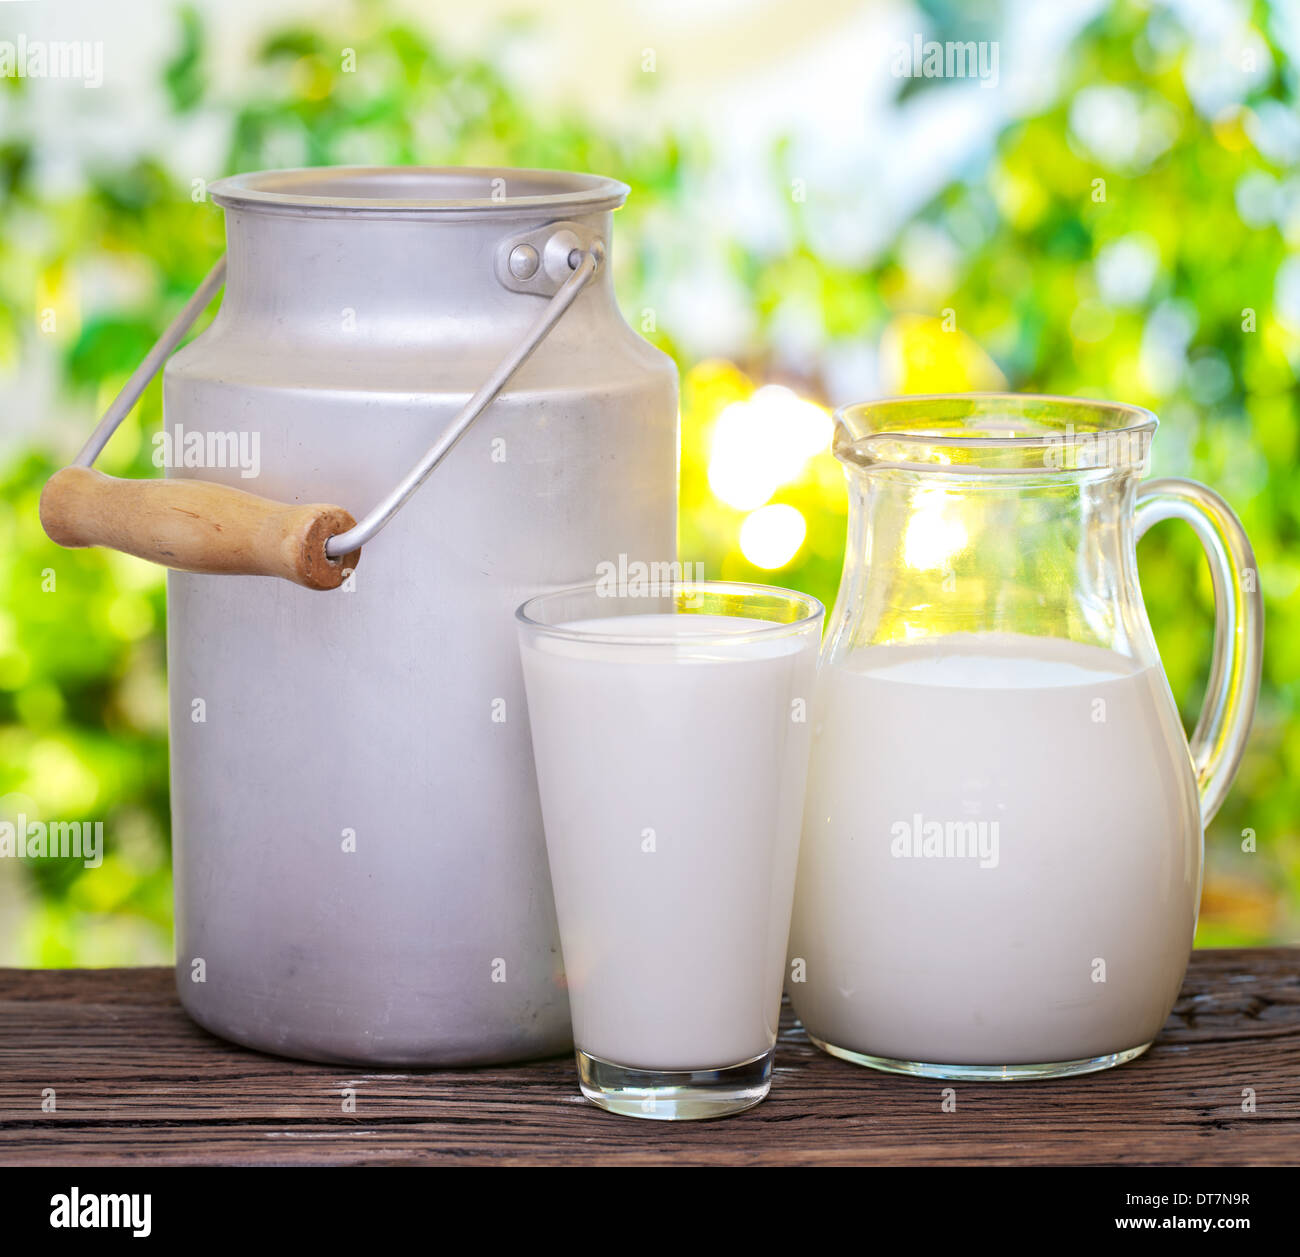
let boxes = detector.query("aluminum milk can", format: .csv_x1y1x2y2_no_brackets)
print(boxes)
40,167,679,1064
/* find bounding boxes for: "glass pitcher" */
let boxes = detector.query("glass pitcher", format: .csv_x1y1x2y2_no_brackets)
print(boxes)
787,394,1263,1080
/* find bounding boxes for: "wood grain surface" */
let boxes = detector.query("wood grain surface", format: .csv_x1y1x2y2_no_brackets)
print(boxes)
0,950,1296,1166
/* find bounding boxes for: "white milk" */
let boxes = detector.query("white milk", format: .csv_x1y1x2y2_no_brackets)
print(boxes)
788,633,1201,1066
520,613,818,1071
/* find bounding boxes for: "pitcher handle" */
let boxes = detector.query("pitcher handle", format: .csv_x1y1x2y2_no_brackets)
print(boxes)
1134,478,1264,825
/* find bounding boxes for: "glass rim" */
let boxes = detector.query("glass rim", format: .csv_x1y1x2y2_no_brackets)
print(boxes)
835,392,1159,443
834,392,1158,475
515,579,825,648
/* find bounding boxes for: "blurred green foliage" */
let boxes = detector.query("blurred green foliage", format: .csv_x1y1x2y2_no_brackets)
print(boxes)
0,0,1295,962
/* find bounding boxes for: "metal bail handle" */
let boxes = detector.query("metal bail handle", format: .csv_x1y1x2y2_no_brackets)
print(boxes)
38,230,604,588
328,235,603,557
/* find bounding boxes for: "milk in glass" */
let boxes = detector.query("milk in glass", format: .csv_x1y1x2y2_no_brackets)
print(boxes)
521,613,818,1071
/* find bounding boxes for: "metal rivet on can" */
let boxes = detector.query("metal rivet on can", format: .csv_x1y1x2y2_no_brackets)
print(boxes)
508,244,540,280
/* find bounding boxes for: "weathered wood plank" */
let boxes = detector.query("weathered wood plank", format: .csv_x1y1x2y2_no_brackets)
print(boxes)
0,949,1297,1166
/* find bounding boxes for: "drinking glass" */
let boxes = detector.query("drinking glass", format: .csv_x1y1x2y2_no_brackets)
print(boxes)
517,580,823,1119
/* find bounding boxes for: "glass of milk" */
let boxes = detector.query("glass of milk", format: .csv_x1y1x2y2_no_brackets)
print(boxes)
517,580,823,1119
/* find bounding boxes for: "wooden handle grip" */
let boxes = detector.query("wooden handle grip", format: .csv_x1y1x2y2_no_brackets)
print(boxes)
39,467,361,591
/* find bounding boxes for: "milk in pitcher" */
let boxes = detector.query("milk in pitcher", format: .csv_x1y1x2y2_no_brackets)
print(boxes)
788,633,1202,1071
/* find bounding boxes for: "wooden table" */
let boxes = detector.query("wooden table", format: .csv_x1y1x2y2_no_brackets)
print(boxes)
1,949,1297,1166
